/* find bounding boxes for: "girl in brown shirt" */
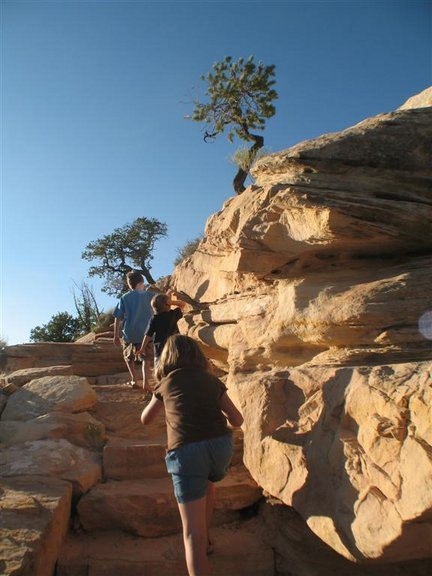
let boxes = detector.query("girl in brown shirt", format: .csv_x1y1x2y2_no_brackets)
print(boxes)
141,334,243,576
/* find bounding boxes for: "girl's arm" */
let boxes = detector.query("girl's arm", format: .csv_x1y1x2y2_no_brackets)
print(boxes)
141,394,164,424
220,392,244,428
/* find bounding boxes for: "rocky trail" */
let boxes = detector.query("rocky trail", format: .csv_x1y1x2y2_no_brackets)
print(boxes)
56,377,274,576
2,357,431,576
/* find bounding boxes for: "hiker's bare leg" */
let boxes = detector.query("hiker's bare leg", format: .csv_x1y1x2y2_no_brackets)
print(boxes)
141,358,152,393
126,359,138,384
178,495,209,576
206,482,215,553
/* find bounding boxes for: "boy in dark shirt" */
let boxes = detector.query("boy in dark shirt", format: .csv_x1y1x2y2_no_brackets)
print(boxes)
139,292,186,365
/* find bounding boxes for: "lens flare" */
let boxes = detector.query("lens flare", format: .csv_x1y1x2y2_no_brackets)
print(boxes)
418,311,432,340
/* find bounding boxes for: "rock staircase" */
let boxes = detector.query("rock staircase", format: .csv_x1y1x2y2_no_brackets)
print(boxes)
56,380,275,575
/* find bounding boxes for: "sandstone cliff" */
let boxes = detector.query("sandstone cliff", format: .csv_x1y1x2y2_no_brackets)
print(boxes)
170,86,432,563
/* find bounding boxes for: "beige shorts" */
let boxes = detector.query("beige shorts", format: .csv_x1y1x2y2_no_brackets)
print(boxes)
122,340,153,363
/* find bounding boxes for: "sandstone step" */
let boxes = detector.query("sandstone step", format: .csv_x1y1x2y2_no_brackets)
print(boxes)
103,440,168,480
77,466,262,538
91,395,167,441
103,430,245,481
57,518,274,576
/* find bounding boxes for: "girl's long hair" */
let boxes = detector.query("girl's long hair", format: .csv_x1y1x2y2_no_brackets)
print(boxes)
155,334,208,380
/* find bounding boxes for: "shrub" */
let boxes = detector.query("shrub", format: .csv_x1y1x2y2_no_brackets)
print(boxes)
174,235,204,266
230,146,269,174
93,309,115,333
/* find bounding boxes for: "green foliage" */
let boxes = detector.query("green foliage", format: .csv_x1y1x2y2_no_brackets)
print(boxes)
230,146,268,174
0,335,8,349
93,309,115,333
72,281,102,334
84,422,105,449
81,217,168,297
191,55,278,144
30,312,82,343
190,55,277,193
174,234,204,266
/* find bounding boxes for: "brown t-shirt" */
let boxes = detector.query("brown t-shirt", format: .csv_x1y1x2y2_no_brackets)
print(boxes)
154,367,230,451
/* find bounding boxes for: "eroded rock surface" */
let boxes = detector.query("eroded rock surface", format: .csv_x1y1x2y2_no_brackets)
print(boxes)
171,87,432,562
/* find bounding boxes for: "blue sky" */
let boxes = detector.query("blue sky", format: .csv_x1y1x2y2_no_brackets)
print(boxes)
1,0,431,345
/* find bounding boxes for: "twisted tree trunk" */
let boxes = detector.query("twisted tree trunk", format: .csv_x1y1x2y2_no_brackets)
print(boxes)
233,133,264,194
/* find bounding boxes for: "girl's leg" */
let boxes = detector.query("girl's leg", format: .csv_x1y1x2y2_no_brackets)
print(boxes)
206,482,215,554
178,495,210,576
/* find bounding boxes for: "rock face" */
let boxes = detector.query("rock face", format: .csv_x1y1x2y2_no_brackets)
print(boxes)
171,88,432,563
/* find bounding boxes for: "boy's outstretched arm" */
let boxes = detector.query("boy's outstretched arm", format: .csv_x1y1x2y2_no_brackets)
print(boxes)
168,291,187,309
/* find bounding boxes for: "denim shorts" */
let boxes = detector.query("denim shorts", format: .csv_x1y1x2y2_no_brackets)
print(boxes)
165,434,233,504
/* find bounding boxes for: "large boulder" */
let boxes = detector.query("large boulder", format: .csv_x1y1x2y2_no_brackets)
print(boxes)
0,411,106,450
1,375,97,421
0,476,72,576
0,374,103,499
170,88,432,563
0,438,101,496
3,365,74,387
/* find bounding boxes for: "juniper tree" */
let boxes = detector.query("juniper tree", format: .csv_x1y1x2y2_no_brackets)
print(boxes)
190,55,278,194
82,217,168,297
30,312,81,342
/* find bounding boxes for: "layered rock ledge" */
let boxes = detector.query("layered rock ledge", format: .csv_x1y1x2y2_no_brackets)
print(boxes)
171,87,432,563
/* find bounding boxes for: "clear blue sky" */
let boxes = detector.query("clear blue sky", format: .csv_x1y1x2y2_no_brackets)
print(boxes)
1,0,431,345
